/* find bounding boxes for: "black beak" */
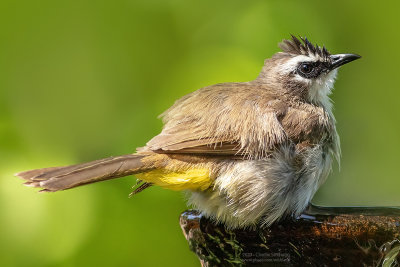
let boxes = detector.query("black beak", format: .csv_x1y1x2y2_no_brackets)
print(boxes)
329,54,361,70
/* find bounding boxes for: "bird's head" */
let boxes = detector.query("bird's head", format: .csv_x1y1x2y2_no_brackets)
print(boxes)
258,35,360,108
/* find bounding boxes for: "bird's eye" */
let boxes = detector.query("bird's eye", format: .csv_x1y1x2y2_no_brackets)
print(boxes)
299,63,313,74
297,62,317,78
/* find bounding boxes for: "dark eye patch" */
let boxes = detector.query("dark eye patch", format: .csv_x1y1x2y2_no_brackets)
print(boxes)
296,61,327,79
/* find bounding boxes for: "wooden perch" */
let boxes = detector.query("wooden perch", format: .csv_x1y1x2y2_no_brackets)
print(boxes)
180,205,400,266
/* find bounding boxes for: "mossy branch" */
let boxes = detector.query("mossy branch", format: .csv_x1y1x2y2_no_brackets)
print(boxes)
180,205,400,266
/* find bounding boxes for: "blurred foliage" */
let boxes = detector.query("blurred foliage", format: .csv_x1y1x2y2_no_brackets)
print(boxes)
0,0,399,266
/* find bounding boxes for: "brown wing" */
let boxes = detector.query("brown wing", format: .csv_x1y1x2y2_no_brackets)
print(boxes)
148,136,241,156
142,82,288,159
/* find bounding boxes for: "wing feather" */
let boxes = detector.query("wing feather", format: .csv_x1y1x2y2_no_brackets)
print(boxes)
143,82,288,159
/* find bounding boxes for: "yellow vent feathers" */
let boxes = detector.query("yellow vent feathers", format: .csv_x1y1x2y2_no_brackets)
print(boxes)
135,168,212,191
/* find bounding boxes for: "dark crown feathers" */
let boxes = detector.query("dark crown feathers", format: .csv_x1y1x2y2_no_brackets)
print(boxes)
279,35,330,59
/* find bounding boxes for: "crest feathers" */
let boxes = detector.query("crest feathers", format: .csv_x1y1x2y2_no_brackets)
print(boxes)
279,35,330,59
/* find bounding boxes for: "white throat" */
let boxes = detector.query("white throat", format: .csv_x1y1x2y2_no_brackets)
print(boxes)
308,69,338,115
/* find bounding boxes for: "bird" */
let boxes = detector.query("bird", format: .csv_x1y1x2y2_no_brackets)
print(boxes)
16,35,360,229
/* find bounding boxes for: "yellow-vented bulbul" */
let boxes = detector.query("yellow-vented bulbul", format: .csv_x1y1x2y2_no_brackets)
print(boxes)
16,36,360,228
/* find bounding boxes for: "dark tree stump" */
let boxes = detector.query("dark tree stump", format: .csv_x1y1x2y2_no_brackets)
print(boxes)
180,205,400,266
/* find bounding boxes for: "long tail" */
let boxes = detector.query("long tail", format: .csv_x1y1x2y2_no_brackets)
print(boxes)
15,154,151,192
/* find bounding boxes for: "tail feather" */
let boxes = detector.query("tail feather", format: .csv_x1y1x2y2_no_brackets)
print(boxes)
16,154,150,192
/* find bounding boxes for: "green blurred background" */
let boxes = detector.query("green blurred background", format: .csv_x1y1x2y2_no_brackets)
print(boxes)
0,0,399,266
